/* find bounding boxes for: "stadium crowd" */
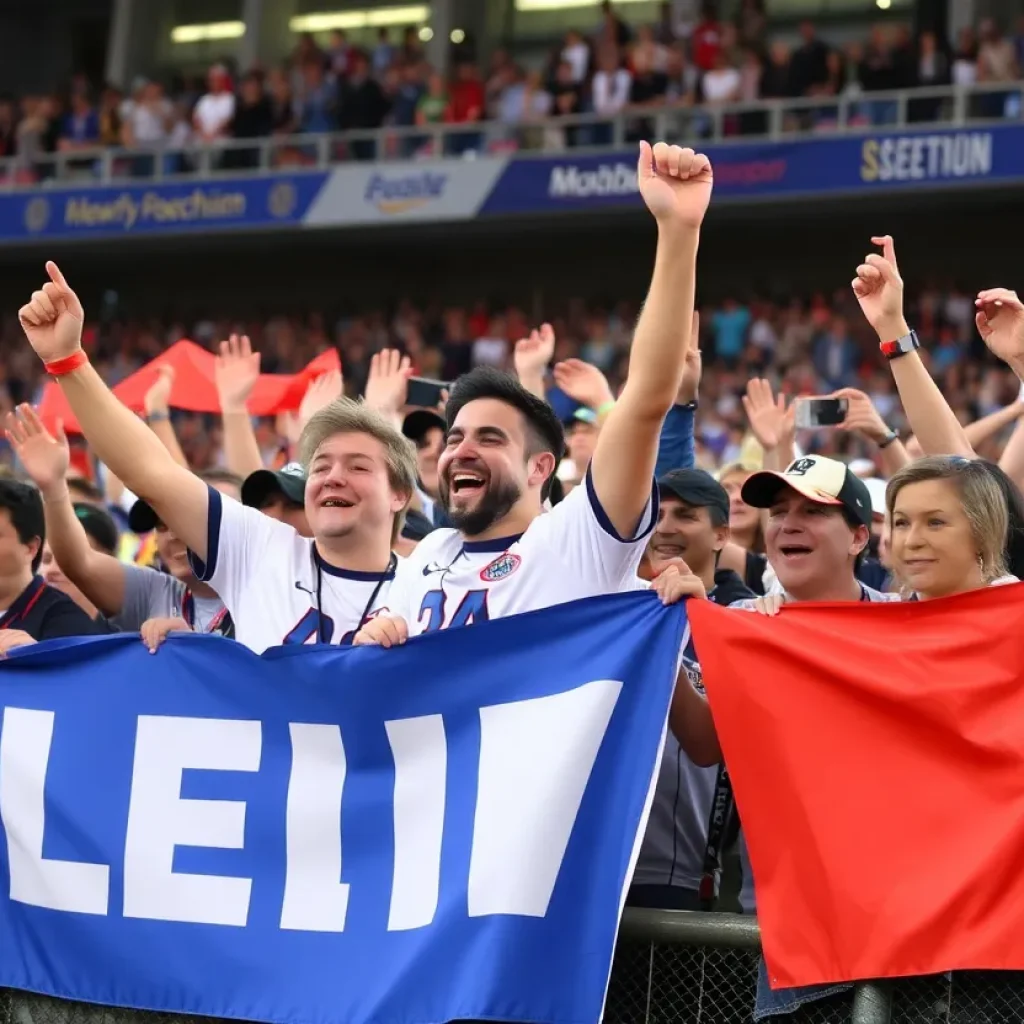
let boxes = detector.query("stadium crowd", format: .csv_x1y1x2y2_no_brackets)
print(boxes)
2,139,1024,1016
4,0,1024,177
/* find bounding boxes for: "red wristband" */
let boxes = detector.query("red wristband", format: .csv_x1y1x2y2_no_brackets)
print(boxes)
44,351,88,377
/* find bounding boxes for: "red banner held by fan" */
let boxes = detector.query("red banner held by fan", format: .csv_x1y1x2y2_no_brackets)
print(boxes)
688,586,1024,990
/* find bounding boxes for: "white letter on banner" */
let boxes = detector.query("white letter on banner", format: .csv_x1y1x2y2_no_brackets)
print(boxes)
280,723,349,932
123,716,260,926
468,679,622,917
385,715,446,931
0,707,109,914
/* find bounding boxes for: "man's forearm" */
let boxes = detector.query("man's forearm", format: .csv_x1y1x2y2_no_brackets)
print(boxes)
221,410,264,479
40,481,95,579
624,229,699,415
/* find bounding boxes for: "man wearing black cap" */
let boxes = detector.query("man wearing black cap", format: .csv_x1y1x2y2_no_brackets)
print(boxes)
629,468,752,913
241,462,310,536
401,409,444,524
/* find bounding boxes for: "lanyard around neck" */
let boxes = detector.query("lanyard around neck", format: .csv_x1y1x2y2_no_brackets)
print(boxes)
315,552,397,645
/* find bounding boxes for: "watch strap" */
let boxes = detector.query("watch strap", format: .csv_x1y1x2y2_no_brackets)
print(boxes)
880,330,920,360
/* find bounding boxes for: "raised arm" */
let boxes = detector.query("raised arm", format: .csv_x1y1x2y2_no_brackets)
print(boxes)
19,262,211,559
852,235,973,458
6,406,127,616
215,333,264,480
143,365,189,468
513,324,556,402
590,142,712,536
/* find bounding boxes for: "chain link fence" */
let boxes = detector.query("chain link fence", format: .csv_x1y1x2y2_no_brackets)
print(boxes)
1,910,1024,1023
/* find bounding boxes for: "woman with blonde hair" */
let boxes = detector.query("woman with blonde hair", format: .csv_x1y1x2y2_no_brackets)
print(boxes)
886,455,1018,600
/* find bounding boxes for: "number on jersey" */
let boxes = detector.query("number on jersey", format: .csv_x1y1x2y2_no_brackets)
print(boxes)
418,590,489,632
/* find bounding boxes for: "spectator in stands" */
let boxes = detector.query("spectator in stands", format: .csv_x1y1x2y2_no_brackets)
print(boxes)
296,58,338,135
910,30,951,121
759,39,793,98
597,0,632,51
736,0,766,51
57,90,99,153
592,45,631,143
977,18,1019,117
373,28,395,78
790,19,831,96
446,61,484,155
325,29,350,78
953,26,979,86
691,1,723,73
241,464,309,535
227,73,273,169
812,316,859,390
561,29,591,84
416,71,448,129
193,64,236,145
402,410,444,523
700,49,741,107
0,478,102,653
266,67,298,138
97,85,122,147
711,298,750,367
339,51,389,159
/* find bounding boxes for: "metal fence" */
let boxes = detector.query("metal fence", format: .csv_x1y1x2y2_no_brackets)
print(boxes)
2,908,1024,1023
5,80,1024,190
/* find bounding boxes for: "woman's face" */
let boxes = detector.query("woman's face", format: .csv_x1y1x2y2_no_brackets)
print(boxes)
721,469,760,537
890,478,984,599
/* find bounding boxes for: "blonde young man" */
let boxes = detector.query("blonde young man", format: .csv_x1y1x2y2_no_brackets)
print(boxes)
17,264,417,653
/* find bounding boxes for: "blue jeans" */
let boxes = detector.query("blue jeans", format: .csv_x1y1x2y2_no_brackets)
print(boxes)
754,957,852,1020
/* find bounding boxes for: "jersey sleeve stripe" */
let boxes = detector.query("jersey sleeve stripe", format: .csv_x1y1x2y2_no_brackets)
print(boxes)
584,468,660,544
186,485,223,583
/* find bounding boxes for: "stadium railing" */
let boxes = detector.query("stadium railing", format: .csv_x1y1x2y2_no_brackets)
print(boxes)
4,80,1022,189
3,909,1023,1023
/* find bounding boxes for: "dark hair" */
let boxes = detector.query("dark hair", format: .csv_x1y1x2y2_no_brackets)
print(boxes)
445,367,566,497
0,480,45,573
976,460,1024,579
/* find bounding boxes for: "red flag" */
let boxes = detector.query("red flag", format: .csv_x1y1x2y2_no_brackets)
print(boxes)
688,585,1024,989
37,382,81,435
250,348,341,412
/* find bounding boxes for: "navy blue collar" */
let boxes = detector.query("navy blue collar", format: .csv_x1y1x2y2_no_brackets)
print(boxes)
313,547,396,581
462,533,524,553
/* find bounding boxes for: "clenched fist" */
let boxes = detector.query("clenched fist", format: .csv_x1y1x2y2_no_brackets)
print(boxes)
19,262,85,364
637,142,713,231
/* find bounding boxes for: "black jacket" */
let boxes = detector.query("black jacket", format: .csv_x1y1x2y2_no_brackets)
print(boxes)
1,576,105,642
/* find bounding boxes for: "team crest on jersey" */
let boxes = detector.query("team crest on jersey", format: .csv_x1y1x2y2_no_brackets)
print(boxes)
480,552,522,582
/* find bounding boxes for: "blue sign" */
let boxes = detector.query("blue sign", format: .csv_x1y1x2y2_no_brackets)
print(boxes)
0,173,329,240
480,123,1024,214
0,592,683,1024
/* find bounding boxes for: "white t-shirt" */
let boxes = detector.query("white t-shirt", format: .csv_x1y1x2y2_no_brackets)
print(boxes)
193,92,235,137
702,67,741,103
188,487,396,653
385,468,656,634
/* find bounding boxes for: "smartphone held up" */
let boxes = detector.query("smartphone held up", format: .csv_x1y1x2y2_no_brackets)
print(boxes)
794,397,848,429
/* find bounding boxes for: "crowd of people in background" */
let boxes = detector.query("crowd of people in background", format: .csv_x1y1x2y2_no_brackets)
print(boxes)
3,0,1024,179
0,281,1016,477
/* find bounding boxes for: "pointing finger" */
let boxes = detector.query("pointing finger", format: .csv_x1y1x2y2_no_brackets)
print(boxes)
45,261,70,293
637,139,654,180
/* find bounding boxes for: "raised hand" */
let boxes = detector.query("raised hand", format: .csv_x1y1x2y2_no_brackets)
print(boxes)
677,311,702,405
742,378,792,452
514,324,556,380
637,141,713,230
364,349,412,420
552,358,615,411
852,235,909,342
19,262,85,364
144,364,176,416
299,369,344,425
975,288,1024,371
5,404,69,496
214,334,261,414
832,387,890,445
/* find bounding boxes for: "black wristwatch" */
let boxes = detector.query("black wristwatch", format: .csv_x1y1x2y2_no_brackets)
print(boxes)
878,428,899,449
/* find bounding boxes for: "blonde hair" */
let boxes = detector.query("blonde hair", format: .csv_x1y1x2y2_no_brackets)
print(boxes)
885,456,1009,584
298,399,418,544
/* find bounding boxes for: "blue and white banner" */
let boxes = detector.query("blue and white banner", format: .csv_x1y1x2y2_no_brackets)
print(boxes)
0,592,684,1024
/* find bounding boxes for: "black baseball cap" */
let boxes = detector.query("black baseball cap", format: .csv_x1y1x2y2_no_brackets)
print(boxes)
241,462,306,508
73,502,119,555
128,498,161,534
742,455,873,529
402,409,445,444
658,469,730,524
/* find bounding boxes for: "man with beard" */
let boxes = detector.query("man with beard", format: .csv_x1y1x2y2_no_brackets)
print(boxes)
15,264,418,653
354,141,713,642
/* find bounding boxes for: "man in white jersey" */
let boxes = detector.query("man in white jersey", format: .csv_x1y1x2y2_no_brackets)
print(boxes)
354,141,713,643
16,264,418,653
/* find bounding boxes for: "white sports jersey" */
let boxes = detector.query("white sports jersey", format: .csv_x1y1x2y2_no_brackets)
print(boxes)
188,486,396,653
386,469,657,634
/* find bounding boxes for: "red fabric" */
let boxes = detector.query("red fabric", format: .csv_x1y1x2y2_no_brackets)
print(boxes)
39,345,342,434
687,585,1024,989
447,80,484,123
691,21,722,72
